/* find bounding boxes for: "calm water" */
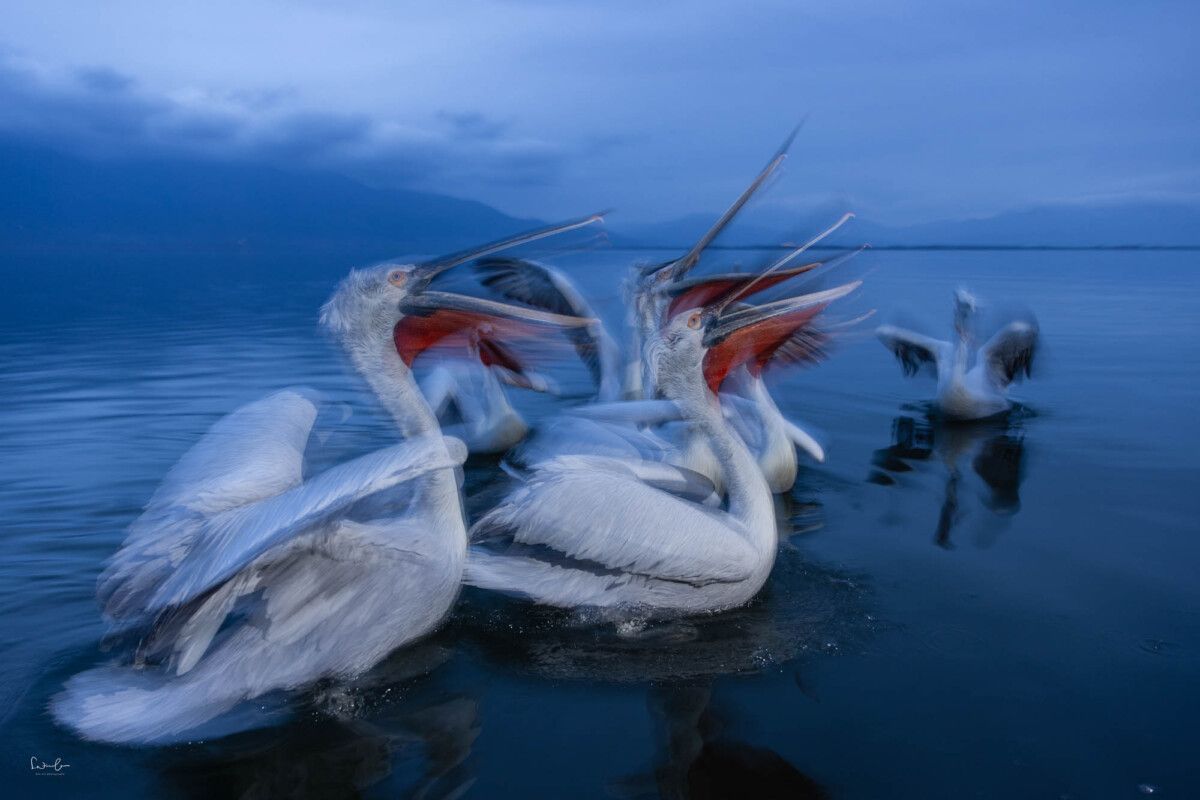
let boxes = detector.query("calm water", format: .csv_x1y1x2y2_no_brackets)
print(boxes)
1,249,1198,798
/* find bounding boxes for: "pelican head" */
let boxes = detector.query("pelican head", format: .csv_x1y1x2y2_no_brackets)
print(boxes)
320,214,606,357
320,262,421,345
649,281,861,407
953,287,978,335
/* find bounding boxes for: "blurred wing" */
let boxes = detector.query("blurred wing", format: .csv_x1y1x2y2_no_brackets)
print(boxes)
147,388,320,515
144,519,430,676
98,389,320,619
567,399,684,427
144,435,466,612
534,454,718,505
477,257,622,398
476,257,583,317
507,414,672,470
978,320,1038,388
471,462,755,584
876,325,950,378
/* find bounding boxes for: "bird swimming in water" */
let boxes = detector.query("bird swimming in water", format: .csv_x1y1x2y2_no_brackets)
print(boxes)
50,218,600,744
876,288,1038,421
464,281,860,619
487,131,860,491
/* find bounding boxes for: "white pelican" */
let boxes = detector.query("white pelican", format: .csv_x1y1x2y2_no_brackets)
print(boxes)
877,289,1038,420
502,230,862,492
482,130,857,491
465,282,859,618
51,218,600,744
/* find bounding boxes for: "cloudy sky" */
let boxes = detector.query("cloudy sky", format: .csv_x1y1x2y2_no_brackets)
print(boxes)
2,0,1197,224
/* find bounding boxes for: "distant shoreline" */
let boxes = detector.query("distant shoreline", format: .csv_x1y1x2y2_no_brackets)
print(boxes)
1,242,1197,258
611,244,1200,252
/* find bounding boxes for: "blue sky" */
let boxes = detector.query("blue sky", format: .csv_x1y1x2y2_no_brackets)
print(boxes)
2,0,1197,224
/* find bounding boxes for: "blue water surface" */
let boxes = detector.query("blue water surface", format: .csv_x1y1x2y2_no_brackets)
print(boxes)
1,248,1197,798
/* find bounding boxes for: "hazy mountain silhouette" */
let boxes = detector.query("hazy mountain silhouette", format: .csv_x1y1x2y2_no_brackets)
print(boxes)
615,201,1200,249
2,141,1196,254
0,140,537,255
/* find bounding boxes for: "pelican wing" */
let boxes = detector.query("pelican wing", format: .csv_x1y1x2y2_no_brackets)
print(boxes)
104,435,465,618
567,399,685,427
138,518,433,677
471,461,756,585
876,325,951,378
534,455,719,505
147,388,321,515
476,257,622,399
507,414,672,470
98,389,322,619
144,435,466,611
476,257,587,317
979,319,1038,387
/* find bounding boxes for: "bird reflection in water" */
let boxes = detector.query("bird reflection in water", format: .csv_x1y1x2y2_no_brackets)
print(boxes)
613,682,828,800
868,411,1028,548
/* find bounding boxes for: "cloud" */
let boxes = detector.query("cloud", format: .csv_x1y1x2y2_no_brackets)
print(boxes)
0,53,567,195
0,0,1196,224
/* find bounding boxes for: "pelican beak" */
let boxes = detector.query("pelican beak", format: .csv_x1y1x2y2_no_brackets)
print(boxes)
698,281,860,394
664,125,802,283
393,290,593,368
413,212,608,285
402,291,595,328
703,282,862,349
663,260,822,320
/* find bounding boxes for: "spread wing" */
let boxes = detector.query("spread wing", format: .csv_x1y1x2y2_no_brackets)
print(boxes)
98,389,321,618
475,257,587,317
978,319,1038,388
470,460,756,585
101,434,465,620
143,435,466,613
476,257,622,399
136,518,434,677
876,325,951,378
147,388,321,515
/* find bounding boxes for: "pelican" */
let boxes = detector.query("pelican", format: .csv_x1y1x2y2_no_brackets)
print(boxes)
51,218,600,744
877,289,1038,420
617,130,858,485
465,282,860,618
489,131,857,491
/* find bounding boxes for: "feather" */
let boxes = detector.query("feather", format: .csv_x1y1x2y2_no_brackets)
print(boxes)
876,325,950,378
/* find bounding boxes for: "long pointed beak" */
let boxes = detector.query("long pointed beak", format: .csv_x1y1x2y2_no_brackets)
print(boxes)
416,212,608,281
394,290,594,368
707,216,859,317
699,281,860,393
663,261,821,320
402,290,595,328
663,124,803,283
703,281,861,348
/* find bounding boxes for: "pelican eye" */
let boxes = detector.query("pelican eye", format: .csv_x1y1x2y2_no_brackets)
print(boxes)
687,312,702,330
388,269,407,287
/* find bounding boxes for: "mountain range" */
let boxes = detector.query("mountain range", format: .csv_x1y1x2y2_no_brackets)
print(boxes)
1,140,1196,254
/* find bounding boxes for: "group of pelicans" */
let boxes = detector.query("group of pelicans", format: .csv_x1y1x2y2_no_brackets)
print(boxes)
52,137,1039,745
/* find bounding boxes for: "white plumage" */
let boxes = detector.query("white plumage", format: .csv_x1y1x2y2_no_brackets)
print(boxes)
877,289,1038,420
